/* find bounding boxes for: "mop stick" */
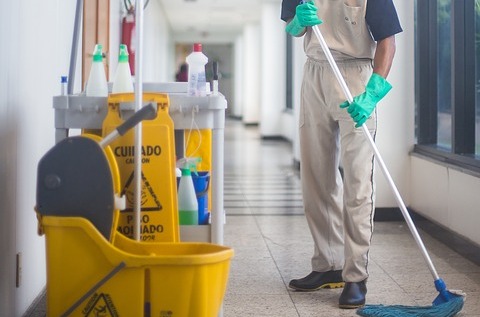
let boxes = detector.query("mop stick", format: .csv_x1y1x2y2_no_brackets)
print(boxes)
133,0,145,241
302,10,465,316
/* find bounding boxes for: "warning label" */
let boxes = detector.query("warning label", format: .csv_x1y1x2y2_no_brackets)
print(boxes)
120,171,162,212
82,293,118,317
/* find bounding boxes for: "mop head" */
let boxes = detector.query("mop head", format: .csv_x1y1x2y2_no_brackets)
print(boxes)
356,292,465,317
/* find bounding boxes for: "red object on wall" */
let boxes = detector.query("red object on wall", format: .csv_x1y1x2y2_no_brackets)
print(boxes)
121,13,136,75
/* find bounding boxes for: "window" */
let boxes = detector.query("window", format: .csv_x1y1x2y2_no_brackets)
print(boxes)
475,1,480,155
437,0,452,150
415,0,480,172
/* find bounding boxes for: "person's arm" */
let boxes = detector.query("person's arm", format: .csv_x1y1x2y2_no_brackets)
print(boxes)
372,35,396,78
339,36,396,127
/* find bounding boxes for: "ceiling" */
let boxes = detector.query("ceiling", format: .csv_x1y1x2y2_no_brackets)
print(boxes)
156,0,265,40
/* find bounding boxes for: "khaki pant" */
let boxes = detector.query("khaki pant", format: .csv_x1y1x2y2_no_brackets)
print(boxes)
299,58,376,282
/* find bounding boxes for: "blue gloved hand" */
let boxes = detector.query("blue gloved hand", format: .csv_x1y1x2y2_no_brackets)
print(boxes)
286,1,323,37
340,73,392,128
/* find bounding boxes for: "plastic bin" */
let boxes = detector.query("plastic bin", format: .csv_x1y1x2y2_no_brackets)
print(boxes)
39,215,233,317
192,171,210,225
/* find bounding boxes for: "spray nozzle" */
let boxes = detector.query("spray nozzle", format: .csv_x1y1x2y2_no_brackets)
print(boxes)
92,44,104,62
118,44,129,63
177,157,202,176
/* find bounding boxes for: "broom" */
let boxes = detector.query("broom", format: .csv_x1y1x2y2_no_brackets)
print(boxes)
298,2,466,315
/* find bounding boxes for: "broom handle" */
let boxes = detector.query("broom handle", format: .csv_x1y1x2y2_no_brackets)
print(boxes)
309,23,441,281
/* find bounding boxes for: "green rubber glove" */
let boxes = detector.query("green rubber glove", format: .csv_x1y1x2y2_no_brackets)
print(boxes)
285,1,323,37
340,73,392,128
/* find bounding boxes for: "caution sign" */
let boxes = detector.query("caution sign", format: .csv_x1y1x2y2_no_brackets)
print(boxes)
102,93,179,242
82,293,118,317
120,171,162,211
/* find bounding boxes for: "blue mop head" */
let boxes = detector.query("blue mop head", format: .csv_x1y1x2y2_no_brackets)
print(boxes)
356,295,465,317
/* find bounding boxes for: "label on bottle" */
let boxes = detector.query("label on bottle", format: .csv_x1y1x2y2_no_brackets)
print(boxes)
187,71,207,97
179,210,198,225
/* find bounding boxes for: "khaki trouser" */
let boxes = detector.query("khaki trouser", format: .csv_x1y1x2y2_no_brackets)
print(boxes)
299,58,376,282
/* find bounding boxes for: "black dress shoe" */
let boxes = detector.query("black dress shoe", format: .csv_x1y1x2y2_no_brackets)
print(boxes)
338,280,367,309
289,270,344,291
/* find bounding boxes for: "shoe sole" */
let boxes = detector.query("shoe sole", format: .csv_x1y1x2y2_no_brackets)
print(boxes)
289,281,345,292
338,303,365,309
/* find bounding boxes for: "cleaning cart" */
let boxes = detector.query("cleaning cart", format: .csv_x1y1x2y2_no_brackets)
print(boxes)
52,83,228,244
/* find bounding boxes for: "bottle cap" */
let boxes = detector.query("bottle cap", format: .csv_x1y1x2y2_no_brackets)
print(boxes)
193,43,202,52
118,44,129,63
61,76,68,83
92,44,103,62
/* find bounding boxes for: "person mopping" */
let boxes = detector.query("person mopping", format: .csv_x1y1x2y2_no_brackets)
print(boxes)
281,0,401,309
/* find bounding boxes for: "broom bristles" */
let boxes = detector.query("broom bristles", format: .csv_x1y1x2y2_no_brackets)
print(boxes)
356,295,464,317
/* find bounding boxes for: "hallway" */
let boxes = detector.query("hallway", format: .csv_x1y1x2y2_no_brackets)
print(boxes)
221,119,480,316
26,118,480,317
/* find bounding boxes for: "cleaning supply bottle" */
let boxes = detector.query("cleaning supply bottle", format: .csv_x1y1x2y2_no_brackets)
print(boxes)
112,44,134,93
86,44,108,97
186,43,208,97
177,166,198,225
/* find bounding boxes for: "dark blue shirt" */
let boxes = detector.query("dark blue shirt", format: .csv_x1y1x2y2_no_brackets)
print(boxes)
281,0,403,41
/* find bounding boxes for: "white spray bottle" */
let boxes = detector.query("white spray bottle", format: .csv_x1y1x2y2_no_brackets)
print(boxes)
112,44,134,93
86,44,108,97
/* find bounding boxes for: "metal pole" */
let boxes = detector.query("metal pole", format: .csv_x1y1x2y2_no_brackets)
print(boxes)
133,0,144,240
67,0,84,95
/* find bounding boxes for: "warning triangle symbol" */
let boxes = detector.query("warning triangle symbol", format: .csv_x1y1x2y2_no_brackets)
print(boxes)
84,293,117,317
120,171,162,212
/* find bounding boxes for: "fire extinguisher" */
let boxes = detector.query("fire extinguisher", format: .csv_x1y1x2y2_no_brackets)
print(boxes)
121,13,136,75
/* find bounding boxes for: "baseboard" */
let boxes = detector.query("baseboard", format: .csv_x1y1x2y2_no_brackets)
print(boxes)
23,286,46,317
261,135,288,141
374,207,480,267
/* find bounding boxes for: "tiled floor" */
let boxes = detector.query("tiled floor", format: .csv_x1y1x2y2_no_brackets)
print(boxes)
27,118,480,316
221,119,480,317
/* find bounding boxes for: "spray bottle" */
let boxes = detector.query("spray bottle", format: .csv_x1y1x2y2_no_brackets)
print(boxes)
177,157,201,225
112,44,134,93
86,44,108,97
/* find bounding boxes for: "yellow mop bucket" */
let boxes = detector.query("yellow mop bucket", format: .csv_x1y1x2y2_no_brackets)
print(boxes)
36,105,233,317
39,216,233,317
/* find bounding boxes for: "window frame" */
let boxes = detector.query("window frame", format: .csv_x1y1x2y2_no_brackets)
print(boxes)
414,0,480,173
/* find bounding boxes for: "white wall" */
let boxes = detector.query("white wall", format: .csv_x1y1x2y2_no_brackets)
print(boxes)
410,157,480,246
143,0,171,82
232,35,244,118
0,2,19,316
242,24,261,124
0,1,80,315
260,2,287,136
374,0,415,208
292,37,307,162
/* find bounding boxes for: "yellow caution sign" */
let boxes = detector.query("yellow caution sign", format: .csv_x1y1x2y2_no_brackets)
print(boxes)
103,93,178,242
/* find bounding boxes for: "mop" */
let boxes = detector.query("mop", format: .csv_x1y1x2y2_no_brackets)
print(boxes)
297,2,466,316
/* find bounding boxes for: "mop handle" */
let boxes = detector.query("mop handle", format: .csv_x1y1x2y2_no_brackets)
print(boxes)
99,103,156,148
308,22,441,281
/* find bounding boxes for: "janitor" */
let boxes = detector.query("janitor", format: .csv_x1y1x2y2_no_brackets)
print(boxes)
280,0,402,309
